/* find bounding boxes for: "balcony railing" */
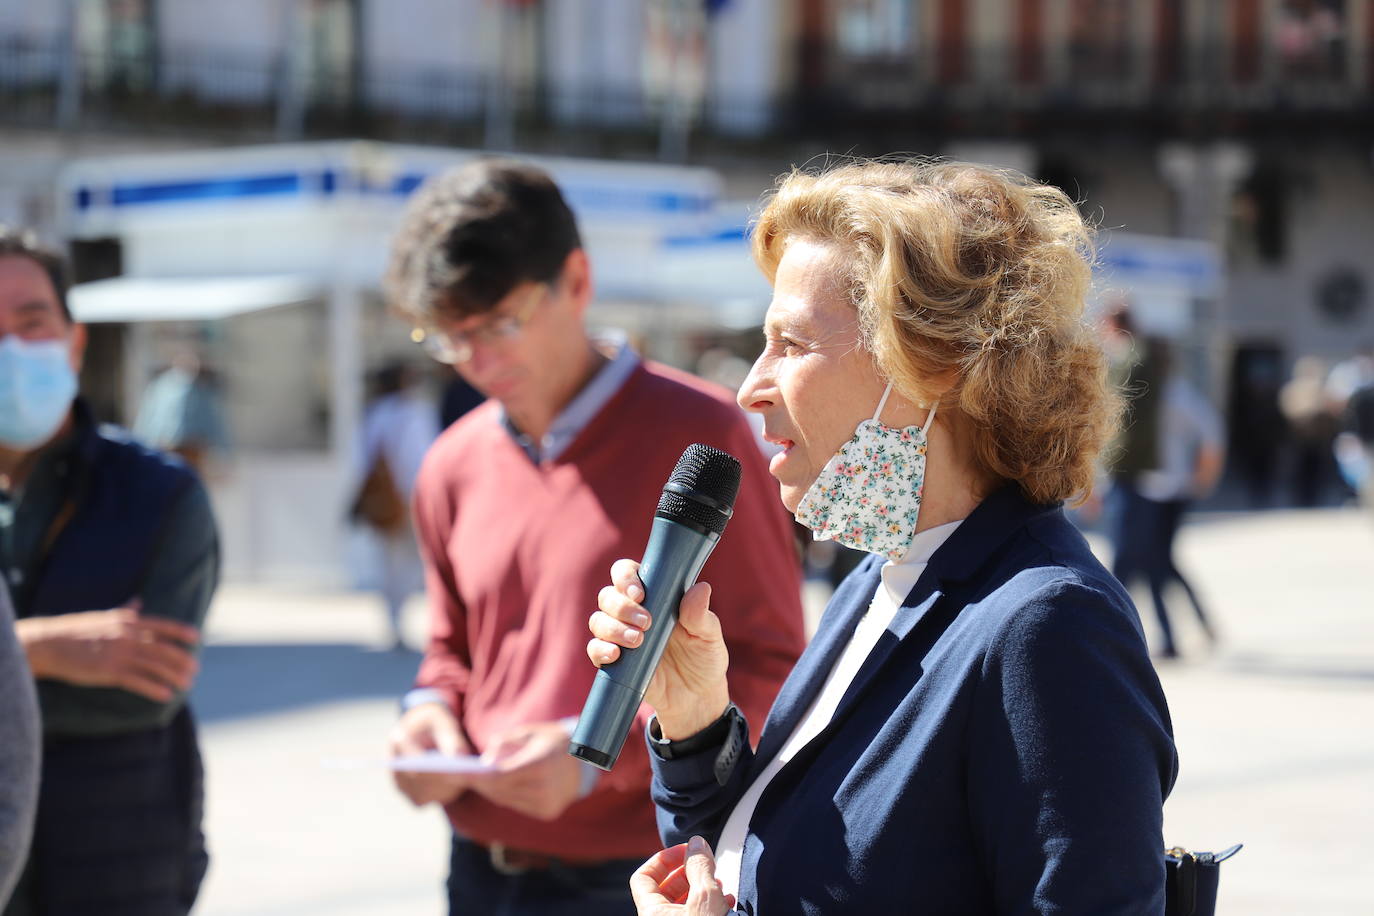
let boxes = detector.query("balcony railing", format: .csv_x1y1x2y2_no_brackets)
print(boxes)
1,33,1369,150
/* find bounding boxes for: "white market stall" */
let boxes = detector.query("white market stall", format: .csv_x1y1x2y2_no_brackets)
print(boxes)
60,141,768,584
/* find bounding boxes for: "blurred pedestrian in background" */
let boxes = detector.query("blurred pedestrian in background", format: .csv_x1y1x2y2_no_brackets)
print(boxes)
381,159,805,915
350,360,438,650
1111,337,1225,660
438,371,485,430
0,580,40,909
1324,344,1374,409
133,344,230,478
0,228,218,916
1101,300,1162,484
1228,345,1287,507
1098,302,1158,555
1327,345,1374,511
1279,355,1339,506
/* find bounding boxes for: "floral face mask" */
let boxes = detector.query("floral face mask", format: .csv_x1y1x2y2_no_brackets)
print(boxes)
793,383,936,560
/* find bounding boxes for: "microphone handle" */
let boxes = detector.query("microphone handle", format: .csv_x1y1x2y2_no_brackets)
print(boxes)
569,516,719,771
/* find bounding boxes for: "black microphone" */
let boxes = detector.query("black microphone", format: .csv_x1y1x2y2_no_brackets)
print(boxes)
568,443,741,771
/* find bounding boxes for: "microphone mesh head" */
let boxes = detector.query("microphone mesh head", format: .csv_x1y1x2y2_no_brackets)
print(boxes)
655,444,741,537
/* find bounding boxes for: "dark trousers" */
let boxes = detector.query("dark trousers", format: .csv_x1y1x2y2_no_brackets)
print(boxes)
447,835,641,916
1110,484,1212,657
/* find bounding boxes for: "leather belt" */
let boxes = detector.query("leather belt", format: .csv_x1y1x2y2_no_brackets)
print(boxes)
480,841,619,876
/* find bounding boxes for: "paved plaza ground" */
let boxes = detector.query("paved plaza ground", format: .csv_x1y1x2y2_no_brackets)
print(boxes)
189,507,1374,915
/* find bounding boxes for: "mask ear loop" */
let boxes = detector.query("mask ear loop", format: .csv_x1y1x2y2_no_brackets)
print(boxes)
874,383,939,433
872,382,894,423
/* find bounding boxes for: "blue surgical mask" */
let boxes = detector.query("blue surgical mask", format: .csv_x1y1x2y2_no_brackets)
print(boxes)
0,335,78,450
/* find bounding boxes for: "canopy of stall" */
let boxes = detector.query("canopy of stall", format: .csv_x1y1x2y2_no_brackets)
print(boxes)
69,274,323,323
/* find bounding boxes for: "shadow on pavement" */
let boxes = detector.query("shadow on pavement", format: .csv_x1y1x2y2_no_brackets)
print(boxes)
190,642,423,723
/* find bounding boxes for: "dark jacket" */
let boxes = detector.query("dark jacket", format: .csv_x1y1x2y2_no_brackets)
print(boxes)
5,409,212,916
652,486,1177,915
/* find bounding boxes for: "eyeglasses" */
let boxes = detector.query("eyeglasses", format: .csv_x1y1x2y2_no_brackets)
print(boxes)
410,283,549,365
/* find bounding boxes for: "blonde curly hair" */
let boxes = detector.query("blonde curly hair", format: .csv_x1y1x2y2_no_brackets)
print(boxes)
751,159,1120,506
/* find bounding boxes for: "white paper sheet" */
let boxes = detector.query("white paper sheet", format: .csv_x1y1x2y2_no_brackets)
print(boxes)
324,751,497,774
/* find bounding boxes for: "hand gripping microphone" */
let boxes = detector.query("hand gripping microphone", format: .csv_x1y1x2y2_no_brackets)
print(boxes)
568,443,742,771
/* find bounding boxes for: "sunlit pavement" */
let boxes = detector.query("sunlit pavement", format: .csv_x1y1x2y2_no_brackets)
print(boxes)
191,588,450,916
190,507,1374,915
1133,508,1374,916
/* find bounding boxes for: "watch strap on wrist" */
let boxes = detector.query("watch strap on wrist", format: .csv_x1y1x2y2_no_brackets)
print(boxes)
651,702,747,787
711,703,747,787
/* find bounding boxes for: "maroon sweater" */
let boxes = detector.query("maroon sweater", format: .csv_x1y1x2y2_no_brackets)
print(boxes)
411,361,806,860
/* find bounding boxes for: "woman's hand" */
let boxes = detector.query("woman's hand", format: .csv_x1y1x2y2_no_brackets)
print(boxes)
630,837,734,916
587,558,732,740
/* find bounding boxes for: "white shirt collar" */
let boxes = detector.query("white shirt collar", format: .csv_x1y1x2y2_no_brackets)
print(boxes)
878,519,963,606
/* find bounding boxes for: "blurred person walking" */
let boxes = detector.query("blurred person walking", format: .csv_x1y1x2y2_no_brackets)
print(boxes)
350,361,438,650
1279,356,1339,506
0,581,40,908
1324,344,1374,408
1228,347,1287,507
381,160,805,915
1111,338,1224,659
0,228,218,916
1327,345,1374,509
1336,377,1374,514
438,371,485,430
133,346,230,478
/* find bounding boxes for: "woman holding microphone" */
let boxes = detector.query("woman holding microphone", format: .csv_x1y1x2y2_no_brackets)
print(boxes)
589,160,1177,915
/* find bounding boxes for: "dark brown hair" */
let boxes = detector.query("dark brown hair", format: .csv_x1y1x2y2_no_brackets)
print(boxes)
385,159,582,322
0,226,72,322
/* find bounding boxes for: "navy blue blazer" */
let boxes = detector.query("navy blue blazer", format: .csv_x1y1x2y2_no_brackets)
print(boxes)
650,485,1177,915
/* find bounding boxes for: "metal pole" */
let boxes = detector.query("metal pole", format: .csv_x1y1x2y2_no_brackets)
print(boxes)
56,0,81,130
657,0,692,162
484,2,515,150
276,0,306,140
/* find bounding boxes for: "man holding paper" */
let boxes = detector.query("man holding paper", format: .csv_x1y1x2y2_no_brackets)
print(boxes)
381,159,805,915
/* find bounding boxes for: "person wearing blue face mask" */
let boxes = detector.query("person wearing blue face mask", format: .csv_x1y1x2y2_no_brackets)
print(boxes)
0,227,219,916
589,161,1178,916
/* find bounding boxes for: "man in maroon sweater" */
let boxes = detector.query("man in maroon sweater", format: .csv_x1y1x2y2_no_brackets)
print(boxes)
383,159,806,915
